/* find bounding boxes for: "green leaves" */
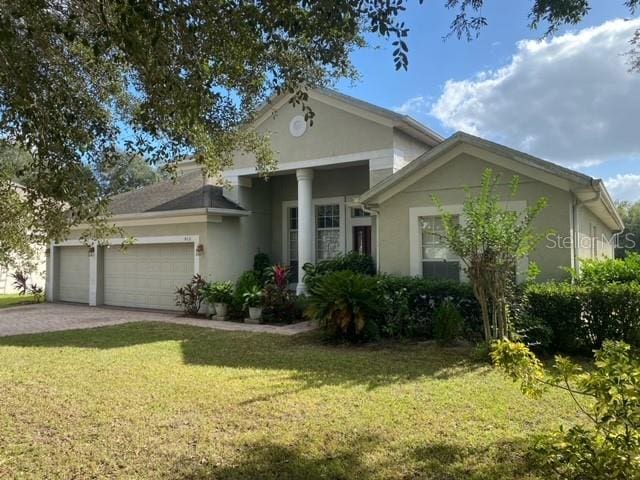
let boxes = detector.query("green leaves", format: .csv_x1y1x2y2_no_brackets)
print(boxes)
432,168,548,341
0,0,424,249
306,270,382,341
493,340,640,480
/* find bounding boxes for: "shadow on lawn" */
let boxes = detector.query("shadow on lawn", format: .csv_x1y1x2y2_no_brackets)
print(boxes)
0,322,485,390
170,436,539,480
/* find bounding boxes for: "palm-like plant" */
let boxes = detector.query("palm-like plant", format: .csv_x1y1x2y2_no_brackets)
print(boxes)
306,270,381,340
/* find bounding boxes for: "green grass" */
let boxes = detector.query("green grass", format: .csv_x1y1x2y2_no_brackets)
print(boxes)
0,323,582,479
0,294,35,308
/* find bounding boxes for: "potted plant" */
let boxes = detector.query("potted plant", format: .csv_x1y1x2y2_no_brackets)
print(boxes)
243,285,263,323
201,280,234,319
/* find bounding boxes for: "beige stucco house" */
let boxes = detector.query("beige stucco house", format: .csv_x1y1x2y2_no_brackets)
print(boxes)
46,88,623,310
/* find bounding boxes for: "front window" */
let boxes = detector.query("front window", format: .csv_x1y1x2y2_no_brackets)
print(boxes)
420,215,460,281
288,207,298,282
316,204,341,261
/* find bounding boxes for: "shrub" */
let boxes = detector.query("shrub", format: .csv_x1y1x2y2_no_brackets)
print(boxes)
524,282,584,353
524,282,640,352
377,276,482,340
201,280,234,305
253,252,272,286
576,252,640,285
581,282,640,349
433,300,464,345
233,270,260,309
262,283,301,324
242,285,263,309
261,264,300,323
492,340,640,480
267,264,290,290
302,252,375,289
30,284,44,303
175,274,207,315
306,271,382,342
511,314,553,351
11,271,30,295
11,271,44,303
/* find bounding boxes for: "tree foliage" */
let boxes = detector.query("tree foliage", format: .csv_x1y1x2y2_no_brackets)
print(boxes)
432,168,548,341
492,340,640,480
0,0,419,249
615,200,640,258
95,151,165,196
1,0,638,263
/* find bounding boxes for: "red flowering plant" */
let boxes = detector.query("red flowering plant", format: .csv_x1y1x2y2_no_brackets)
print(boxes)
262,264,301,324
270,264,290,290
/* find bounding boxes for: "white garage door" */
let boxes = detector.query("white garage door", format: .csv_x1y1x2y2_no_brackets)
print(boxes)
103,243,194,310
58,246,89,303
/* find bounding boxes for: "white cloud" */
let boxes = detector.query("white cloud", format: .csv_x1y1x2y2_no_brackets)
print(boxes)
394,95,429,116
605,174,640,201
429,18,640,167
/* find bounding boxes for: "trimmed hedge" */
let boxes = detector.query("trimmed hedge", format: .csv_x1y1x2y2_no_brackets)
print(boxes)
524,282,640,353
377,276,482,341
302,252,376,289
577,253,640,285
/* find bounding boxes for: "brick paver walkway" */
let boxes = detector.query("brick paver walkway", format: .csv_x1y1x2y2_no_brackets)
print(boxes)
0,303,316,337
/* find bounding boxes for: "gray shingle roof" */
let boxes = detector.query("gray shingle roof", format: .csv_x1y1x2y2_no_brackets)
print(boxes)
108,170,244,215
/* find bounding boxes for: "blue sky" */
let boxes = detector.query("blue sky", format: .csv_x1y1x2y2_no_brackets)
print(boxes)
334,1,640,201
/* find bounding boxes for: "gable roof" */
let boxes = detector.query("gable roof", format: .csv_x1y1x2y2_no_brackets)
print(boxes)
358,131,623,231
251,87,444,147
108,170,245,216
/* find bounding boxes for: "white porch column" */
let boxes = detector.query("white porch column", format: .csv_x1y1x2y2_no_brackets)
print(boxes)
296,168,314,294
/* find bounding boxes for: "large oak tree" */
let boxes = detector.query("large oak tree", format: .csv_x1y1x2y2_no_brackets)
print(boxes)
0,0,638,269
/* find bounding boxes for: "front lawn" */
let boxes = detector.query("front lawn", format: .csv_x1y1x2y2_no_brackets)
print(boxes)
0,323,581,479
0,294,35,308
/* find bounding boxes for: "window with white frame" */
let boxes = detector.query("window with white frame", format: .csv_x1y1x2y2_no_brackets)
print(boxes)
420,215,460,281
288,207,299,282
316,204,341,261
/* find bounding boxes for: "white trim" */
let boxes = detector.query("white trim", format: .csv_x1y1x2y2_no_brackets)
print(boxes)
281,196,347,267
393,149,407,172
46,242,56,302
226,176,253,188
345,198,374,255
70,208,247,231
223,148,394,178
361,139,578,206
89,248,99,306
409,201,528,282
282,200,298,267
409,205,463,278
54,236,201,304
205,208,251,217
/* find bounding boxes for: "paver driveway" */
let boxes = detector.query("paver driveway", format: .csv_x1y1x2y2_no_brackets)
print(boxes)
0,303,315,337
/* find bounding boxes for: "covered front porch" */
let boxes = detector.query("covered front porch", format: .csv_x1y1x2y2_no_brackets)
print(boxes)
224,163,376,292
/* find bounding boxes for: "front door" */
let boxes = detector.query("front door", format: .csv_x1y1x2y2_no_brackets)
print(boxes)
353,226,372,256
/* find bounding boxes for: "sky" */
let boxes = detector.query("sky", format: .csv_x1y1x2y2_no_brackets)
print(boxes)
334,0,640,202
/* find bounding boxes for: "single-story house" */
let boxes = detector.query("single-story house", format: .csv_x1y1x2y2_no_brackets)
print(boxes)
46,88,624,310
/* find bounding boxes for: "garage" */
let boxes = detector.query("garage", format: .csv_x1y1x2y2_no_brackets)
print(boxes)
57,246,90,303
102,243,194,310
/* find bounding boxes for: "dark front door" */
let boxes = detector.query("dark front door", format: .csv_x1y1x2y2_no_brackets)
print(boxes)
353,226,372,256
